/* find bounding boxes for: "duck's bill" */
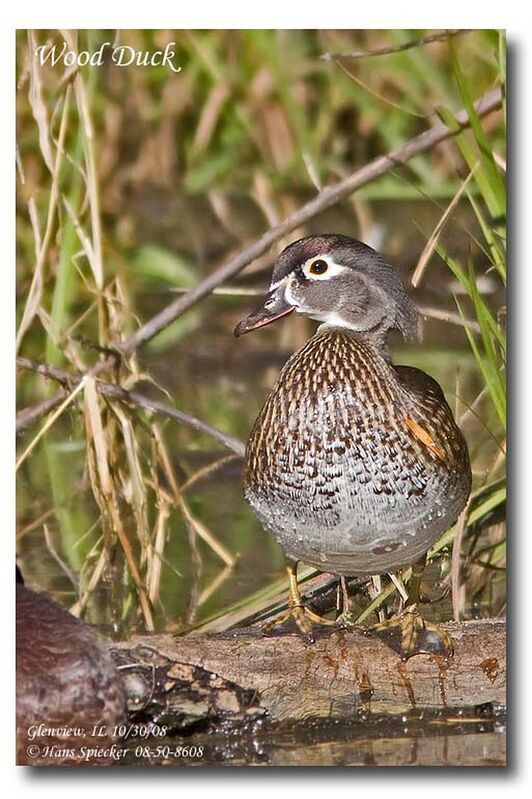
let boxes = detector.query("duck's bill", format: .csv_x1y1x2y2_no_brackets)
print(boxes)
233,287,294,336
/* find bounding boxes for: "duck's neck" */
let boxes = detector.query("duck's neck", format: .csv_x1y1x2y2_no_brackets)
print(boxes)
315,323,393,363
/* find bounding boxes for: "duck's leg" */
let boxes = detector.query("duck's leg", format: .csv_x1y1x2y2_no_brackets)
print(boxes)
370,554,453,660
264,560,337,641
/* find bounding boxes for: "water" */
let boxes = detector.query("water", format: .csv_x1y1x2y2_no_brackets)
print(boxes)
120,706,506,767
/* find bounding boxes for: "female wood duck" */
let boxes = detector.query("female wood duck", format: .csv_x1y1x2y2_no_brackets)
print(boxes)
234,234,471,659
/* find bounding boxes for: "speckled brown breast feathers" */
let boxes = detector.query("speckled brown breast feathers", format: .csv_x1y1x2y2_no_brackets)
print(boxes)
244,326,470,576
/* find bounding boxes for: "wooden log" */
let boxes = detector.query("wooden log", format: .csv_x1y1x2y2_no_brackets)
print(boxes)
110,619,505,726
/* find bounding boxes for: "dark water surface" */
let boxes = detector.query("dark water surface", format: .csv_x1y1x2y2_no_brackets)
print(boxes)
121,706,506,767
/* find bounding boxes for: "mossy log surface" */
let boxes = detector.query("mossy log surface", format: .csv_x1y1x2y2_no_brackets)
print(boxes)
110,618,505,727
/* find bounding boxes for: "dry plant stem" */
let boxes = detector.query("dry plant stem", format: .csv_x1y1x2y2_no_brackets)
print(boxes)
17,87,503,430
151,425,202,624
16,377,86,470
148,503,171,605
370,575,385,623
16,85,71,352
83,377,154,629
16,357,245,456
43,523,78,590
451,502,471,621
180,454,241,493
70,544,107,617
16,150,42,255
354,569,412,625
61,31,104,291
27,30,54,172
389,573,409,603
18,353,240,618
112,403,151,566
412,165,478,287
154,426,235,568
146,430,172,606
198,565,233,607
17,505,57,541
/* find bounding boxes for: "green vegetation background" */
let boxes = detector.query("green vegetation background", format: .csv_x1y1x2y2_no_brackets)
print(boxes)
16,30,506,636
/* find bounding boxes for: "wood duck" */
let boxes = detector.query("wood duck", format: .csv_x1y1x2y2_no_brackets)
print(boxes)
234,234,471,658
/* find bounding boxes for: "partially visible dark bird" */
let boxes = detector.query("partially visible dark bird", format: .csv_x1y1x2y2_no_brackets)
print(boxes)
16,574,127,765
234,234,471,657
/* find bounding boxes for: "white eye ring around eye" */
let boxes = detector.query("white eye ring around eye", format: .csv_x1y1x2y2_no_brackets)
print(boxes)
264,297,276,309
302,257,346,280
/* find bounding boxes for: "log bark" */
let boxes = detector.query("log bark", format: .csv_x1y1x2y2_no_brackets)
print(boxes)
110,619,505,727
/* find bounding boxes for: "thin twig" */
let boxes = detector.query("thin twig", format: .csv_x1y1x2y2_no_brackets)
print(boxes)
418,305,481,333
104,387,245,456
16,357,245,456
16,391,68,431
17,87,503,430
320,30,470,62
332,58,428,120
170,286,265,297
17,357,73,387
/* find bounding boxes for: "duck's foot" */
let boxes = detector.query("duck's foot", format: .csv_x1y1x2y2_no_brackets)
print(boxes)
262,602,337,642
262,561,340,641
370,604,453,661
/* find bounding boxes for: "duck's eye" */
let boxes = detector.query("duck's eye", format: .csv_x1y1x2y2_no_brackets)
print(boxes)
309,259,328,275
264,297,276,309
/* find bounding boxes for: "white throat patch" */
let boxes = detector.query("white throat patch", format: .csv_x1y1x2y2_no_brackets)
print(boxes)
283,274,298,307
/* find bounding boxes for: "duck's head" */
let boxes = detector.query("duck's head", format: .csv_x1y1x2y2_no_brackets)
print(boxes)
234,234,419,342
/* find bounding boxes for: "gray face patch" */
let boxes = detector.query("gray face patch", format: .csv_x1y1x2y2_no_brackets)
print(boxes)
270,234,420,340
286,268,389,332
